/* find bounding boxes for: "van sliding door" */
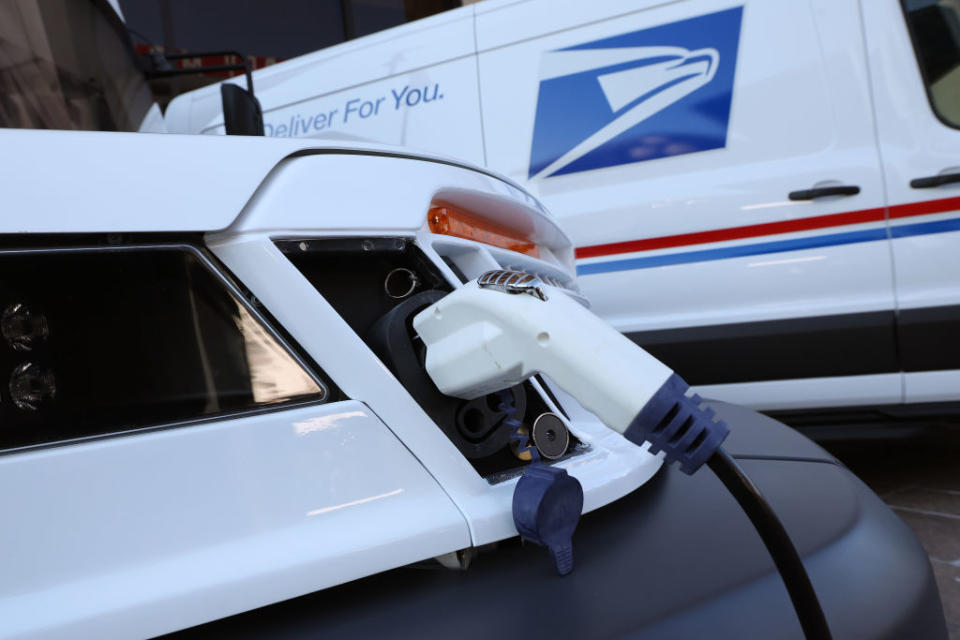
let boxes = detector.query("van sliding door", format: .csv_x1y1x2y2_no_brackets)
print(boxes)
862,0,960,405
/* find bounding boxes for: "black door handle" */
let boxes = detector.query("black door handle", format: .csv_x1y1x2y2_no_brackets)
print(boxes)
788,185,861,201
910,172,960,189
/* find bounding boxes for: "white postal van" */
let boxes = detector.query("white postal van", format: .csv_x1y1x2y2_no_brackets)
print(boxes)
168,0,960,424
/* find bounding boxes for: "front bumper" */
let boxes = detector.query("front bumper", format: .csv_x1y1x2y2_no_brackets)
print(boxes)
166,402,946,639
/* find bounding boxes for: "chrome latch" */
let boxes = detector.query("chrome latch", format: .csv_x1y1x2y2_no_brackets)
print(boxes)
477,269,548,301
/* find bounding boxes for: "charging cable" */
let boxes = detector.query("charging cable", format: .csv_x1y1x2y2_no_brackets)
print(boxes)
414,270,832,639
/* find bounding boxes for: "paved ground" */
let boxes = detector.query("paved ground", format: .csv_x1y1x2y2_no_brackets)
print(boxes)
820,426,960,640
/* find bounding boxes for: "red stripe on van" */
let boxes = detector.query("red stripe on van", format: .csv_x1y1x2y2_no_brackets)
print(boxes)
888,195,960,219
575,195,960,260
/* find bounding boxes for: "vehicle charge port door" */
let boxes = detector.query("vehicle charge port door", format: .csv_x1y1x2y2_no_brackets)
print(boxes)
862,0,960,404
477,0,899,410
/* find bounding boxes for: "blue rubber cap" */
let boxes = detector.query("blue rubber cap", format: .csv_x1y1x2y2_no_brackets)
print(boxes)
512,464,584,576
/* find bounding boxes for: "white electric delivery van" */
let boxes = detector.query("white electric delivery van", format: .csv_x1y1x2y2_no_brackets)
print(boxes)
166,0,960,423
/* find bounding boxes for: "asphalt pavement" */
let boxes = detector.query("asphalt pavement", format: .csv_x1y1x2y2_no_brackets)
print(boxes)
820,426,960,640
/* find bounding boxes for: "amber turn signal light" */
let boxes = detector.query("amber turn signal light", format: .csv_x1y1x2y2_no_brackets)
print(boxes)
428,204,540,258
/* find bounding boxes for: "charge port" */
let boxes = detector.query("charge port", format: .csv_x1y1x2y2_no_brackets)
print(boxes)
276,238,581,478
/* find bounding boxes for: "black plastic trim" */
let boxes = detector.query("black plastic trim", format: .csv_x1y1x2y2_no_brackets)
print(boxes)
627,305,960,385
733,454,843,466
788,185,860,200
767,401,960,438
911,172,960,189
898,305,960,371
626,311,899,385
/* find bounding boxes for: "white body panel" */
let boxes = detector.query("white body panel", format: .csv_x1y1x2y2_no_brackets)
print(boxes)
696,374,904,413
904,370,960,404
0,402,469,639
0,130,535,234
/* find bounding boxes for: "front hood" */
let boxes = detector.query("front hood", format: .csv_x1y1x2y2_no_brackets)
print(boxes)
0,129,546,234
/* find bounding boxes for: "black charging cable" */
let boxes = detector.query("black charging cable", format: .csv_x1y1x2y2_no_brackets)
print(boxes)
708,448,832,639
621,374,833,639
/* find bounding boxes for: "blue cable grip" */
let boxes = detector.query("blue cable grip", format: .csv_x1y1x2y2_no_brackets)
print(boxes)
623,373,730,475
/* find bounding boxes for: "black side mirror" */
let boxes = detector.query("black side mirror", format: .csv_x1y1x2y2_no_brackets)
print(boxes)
221,84,264,136
141,49,266,137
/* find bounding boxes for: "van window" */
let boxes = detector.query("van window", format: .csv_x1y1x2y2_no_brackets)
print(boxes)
902,0,960,127
0,246,324,452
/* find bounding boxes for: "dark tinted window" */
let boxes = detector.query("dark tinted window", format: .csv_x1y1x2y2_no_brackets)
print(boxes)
0,246,323,452
0,0,154,131
903,0,960,127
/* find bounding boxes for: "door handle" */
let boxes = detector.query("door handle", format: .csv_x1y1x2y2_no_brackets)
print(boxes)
910,172,960,189
788,185,861,201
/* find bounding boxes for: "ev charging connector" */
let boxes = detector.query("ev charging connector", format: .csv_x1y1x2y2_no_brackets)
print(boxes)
413,270,832,640
413,271,729,473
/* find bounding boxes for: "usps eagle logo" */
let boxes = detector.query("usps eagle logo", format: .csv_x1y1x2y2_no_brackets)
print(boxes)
528,7,743,179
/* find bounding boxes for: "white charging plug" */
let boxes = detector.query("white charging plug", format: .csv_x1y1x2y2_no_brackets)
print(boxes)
414,270,729,475
412,274,674,435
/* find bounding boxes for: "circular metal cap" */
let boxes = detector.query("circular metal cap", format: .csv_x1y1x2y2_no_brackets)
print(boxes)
532,412,570,460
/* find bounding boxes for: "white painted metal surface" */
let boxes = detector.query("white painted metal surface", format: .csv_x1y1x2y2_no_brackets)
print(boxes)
904,370,960,405
696,374,904,413
0,402,469,639
0,130,536,235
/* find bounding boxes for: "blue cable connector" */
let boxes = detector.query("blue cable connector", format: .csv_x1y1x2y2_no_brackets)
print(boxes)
623,373,730,475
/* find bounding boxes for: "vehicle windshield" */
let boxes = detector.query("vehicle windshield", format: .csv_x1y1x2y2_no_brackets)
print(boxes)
0,0,154,132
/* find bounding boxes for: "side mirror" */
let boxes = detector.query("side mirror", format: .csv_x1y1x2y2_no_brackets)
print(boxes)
221,84,264,136
142,50,265,136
